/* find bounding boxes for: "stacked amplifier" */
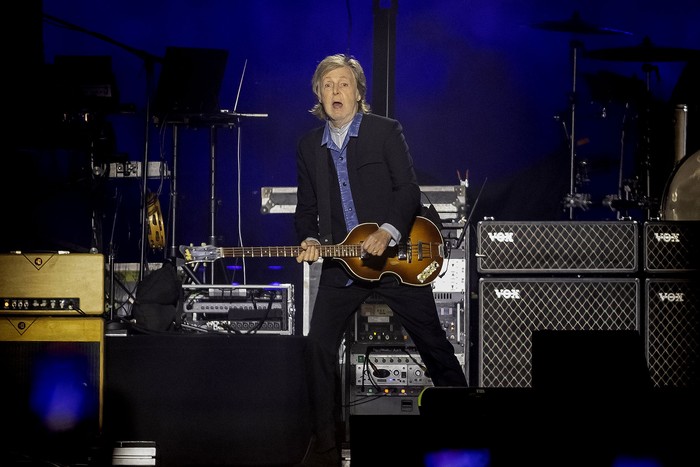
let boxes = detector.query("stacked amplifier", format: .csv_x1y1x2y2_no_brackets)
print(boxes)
475,220,699,389
643,221,699,388
476,221,641,389
0,252,106,461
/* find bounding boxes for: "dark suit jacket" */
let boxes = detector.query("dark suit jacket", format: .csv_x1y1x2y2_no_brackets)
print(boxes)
294,113,422,286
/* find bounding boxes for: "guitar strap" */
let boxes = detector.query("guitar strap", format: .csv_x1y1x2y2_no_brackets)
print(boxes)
316,147,333,245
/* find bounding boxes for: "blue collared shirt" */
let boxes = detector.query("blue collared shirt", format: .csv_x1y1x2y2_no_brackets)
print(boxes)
322,113,363,232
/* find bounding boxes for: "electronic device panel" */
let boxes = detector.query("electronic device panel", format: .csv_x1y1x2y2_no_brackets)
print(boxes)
182,284,294,335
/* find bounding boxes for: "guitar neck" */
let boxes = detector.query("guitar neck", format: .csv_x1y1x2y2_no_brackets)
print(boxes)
218,244,364,259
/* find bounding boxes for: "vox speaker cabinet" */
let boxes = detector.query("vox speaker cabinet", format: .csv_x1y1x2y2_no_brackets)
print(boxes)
478,277,640,388
0,252,105,315
644,221,700,273
645,278,700,388
0,316,104,462
476,221,638,274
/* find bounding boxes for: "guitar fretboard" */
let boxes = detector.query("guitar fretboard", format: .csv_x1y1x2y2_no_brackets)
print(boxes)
217,244,366,258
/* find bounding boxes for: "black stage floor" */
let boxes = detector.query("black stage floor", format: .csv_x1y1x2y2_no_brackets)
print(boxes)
2,333,699,467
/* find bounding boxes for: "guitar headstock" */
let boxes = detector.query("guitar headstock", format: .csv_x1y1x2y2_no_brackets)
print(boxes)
180,245,221,263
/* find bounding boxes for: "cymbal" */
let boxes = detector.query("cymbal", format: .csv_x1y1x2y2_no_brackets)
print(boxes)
532,11,632,35
585,36,700,62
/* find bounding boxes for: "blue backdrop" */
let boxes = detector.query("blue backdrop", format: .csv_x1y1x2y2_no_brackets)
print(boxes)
6,0,699,292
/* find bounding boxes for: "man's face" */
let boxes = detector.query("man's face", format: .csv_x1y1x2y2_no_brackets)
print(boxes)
320,66,360,127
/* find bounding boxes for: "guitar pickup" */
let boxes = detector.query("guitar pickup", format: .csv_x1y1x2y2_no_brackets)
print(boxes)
416,241,424,261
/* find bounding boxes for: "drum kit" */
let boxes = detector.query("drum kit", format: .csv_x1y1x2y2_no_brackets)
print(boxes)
532,11,700,221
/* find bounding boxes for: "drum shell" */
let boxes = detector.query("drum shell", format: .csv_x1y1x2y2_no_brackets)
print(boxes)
660,150,700,221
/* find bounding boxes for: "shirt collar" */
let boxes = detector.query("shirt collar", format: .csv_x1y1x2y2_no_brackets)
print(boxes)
321,112,364,147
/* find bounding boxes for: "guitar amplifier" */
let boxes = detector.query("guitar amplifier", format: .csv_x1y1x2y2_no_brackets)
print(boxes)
478,277,640,388
0,316,104,460
644,221,700,273
476,221,638,274
645,278,700,388
0,252,105,316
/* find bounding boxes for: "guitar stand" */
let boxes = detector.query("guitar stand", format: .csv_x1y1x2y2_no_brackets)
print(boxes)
180,262,203,285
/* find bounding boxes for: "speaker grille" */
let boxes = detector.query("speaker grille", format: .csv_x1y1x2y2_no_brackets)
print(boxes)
644,221,700,272
0,317,103,461
646,278,700,388
476,221,638,273
479,278,640,388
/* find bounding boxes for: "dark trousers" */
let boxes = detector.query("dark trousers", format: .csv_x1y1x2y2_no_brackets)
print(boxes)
305,277,467,450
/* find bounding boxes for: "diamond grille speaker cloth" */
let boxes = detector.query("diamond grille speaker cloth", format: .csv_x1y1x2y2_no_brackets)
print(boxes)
646,278,700,388
476,221,638,273
478,278,640,388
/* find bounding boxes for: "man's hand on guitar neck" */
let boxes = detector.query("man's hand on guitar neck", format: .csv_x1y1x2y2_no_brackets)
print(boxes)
296,226,392,264
297,239,321,264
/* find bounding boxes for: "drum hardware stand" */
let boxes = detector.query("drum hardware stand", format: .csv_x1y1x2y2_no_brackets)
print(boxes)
583,36,700,219
597,64,660,220
602,178,646,219
560,40,594,218
530,13,633,219
634,63,660,220
566,39,581,219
